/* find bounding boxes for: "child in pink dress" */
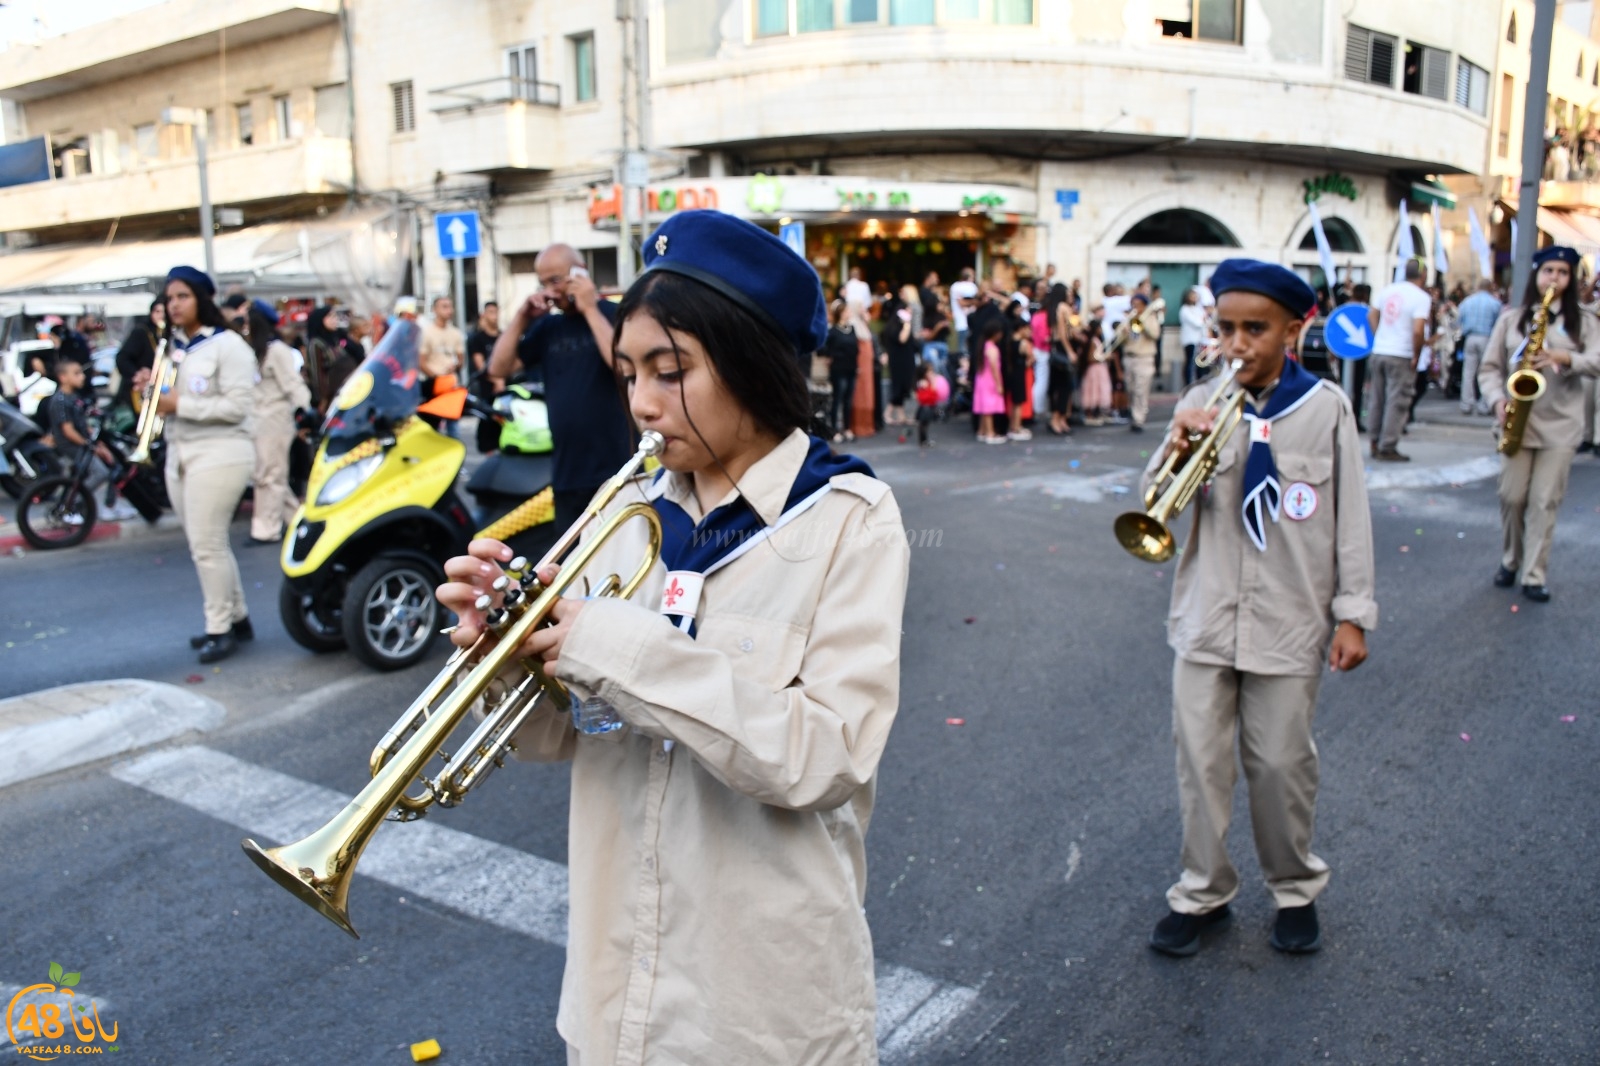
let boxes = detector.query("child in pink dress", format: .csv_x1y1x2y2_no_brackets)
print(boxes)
972,320,1007,443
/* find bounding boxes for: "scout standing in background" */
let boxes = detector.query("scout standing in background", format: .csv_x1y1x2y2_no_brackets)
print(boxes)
438,211,910,1064
1479,245,1600,603
1143,259,1377,957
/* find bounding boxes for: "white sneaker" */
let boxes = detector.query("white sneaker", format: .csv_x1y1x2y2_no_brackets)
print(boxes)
61,512,85,527
1007,429,1033,441
104,501,140,521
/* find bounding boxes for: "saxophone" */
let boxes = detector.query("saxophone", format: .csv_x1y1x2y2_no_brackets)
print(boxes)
1498,286,1554,458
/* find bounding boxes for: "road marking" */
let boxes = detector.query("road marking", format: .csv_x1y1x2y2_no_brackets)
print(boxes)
112,746,990,1059
0,984,115,1049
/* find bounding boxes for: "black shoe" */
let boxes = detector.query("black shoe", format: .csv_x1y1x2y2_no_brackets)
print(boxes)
1579,441,1594,454
189,618,254,648
1521,584,1551,602
1269,902,1322,954
1374,449,1411,463
1492,566,1516,588
1149,905,1231,957
1130,424,1145,434
196,633,239,663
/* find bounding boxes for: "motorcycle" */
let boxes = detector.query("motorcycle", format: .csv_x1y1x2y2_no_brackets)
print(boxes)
279,321,557,672
0,397,62,499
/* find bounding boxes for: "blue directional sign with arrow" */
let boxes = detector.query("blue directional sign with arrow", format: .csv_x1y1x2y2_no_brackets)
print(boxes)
1324,303,1374,360
435,210,481,260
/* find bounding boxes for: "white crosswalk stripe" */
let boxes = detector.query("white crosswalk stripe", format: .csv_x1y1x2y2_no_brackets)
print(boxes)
111,745,991,1062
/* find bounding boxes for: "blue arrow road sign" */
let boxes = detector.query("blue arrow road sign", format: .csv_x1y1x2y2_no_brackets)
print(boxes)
435,211,481,260
1324,303,1374,360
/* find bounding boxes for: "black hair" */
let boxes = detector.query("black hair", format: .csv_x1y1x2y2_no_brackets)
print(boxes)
482,301,498,311
221,293,249,311
1519,266,1584,339
161,278,231,344
978,317,1005,343
613,271,812,442
245,306,277,364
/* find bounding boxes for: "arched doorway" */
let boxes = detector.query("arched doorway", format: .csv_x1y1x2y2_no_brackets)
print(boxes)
1294,216,1367,292
1117,208,1241,247
1110,208,1241,328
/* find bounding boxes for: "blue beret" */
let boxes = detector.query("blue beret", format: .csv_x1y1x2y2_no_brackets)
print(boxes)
164,265,215,299
1209,257,1317,317
641,210,827,354
1533,245,1580,268
250,298,280,326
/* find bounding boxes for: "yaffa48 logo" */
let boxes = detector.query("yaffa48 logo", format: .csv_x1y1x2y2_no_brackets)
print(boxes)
5,962,120,1059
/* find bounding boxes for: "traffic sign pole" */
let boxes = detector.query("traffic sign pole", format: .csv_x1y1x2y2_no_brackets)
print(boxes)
453,257,468,387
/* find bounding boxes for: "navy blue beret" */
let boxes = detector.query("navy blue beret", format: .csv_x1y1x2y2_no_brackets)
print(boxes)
641,210,828,354
1209,258,1317,317
1533,245,1580,268
251,298,280,326
164,265,215,299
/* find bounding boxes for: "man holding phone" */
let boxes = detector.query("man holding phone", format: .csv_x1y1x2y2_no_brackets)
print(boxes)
489,243,631,529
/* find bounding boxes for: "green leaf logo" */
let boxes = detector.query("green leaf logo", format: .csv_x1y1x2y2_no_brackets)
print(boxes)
49,962,63,983
62,972,80,987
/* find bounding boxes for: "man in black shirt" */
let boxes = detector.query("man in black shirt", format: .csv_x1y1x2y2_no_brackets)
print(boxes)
489,244,631,528
466,301,502,454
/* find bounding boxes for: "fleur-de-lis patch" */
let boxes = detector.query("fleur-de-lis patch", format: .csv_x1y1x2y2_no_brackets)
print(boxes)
655,234,669,256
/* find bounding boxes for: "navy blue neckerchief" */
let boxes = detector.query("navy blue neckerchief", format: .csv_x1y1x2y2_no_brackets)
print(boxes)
1240,357,1323,552
653,435,874,637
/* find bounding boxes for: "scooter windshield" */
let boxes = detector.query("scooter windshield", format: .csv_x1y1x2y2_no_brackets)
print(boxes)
323,319,421,447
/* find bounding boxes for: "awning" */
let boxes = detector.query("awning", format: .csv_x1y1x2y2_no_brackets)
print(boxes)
0,206,411,317
0,293,157,317
1408,178,1457,210
1537,207,1600,254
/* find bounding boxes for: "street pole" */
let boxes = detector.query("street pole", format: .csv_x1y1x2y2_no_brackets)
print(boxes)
1512,0,1557,302
453,256,468,386
635,0,651,256
196,116,214,277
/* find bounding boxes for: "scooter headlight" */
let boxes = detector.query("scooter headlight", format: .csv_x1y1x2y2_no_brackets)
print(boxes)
316,453,383,506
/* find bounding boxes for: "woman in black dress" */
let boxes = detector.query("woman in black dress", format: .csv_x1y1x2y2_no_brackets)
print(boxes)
881,284,922,426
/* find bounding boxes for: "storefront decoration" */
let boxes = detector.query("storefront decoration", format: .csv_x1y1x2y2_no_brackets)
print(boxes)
962,192,1007,211
1302,173,1358,204
747,173,784,214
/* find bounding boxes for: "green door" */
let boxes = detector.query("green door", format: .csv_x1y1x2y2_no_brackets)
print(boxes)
1148,263,1199,326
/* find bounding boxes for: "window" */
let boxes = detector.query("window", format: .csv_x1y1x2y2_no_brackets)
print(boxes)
666,0,736,63
756,0,788,34
992,0,1032,22
798,0,833,31
1298,217,1363,253
753,0,1031,33
571,33,596,102
391,81,415,133
846,0,878,20
1118,209,1240,246
1579,54,1587,77
273,94,293,140
314,83,349,138
134,122,159,162
1506,12,1515,43
1402,42,1450,100
1455,58,1488,116
945,0,980,17
235,103,253,147
889,0,934,24
1345,25,1397,87
1158,0,1241,43
506,44,539,98
1498,72,1514,157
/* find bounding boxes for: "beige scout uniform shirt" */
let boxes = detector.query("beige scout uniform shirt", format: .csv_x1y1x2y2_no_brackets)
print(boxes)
1479,306,1600,451
255,339,311,425
418,321,465,378
168,326,257,445
1123,304,1163,360
1142,376,1378,676
505,429,910,1066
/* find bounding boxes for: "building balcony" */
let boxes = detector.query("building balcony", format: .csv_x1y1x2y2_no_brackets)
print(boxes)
429,78,562,175
0,135,352,234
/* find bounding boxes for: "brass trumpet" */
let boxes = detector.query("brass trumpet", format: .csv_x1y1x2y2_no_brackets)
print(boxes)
1114,357,1246,563
1498,285,1556,458
242,430,666,937
128,339,172,466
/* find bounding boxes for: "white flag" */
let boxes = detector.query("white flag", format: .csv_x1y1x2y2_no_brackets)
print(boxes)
1468,206,1493,279
1395,199,1414,284
1431,204,1450,278
1306,199,1339,293
1511,218,1519,263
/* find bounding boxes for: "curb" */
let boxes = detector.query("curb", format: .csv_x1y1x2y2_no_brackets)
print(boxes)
0,679,226,790
0,513,183,556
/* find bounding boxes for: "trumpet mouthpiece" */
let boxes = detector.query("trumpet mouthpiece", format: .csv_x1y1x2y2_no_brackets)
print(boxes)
639,430,665,457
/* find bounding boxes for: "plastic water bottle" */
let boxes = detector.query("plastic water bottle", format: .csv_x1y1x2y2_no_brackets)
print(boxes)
571,693,625,735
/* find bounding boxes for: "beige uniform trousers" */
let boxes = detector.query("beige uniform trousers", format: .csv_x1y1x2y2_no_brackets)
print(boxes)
167,438,255,634
1169,657,1331,914
250,422,299,540
1369,355,1415,452
1124,353,1156,427
1499,445,1577,586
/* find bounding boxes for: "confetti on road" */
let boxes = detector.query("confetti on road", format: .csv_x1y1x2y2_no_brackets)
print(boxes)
1560,715,1577,723
1511,605,1519,613
963,617,976,624
945,718,965,727
1047,545,1058,553
184,674,204,684
1389,506,1399,513
1068,460,1081,469
1415,528,1423,535
1399,545,1409,553
1457,532,1465,538
1459,733,1471,742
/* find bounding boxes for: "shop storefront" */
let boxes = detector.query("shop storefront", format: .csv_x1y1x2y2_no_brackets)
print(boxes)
587,174,1040,295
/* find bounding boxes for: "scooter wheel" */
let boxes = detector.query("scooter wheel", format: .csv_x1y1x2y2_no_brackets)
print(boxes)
279,579,347,653
341,554,444,671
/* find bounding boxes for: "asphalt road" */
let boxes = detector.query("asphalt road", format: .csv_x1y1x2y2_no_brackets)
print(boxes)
2,401,1597,1064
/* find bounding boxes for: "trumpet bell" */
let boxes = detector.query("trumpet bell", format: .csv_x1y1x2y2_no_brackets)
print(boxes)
242,835,361,938
1114,511,1175,563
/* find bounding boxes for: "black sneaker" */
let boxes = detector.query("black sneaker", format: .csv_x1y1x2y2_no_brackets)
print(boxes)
190,618,254,649
1269,902,1321,954
197,633,239,664
1492,566,1516,588
1149,905,1231,957
1521,584,1551,603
